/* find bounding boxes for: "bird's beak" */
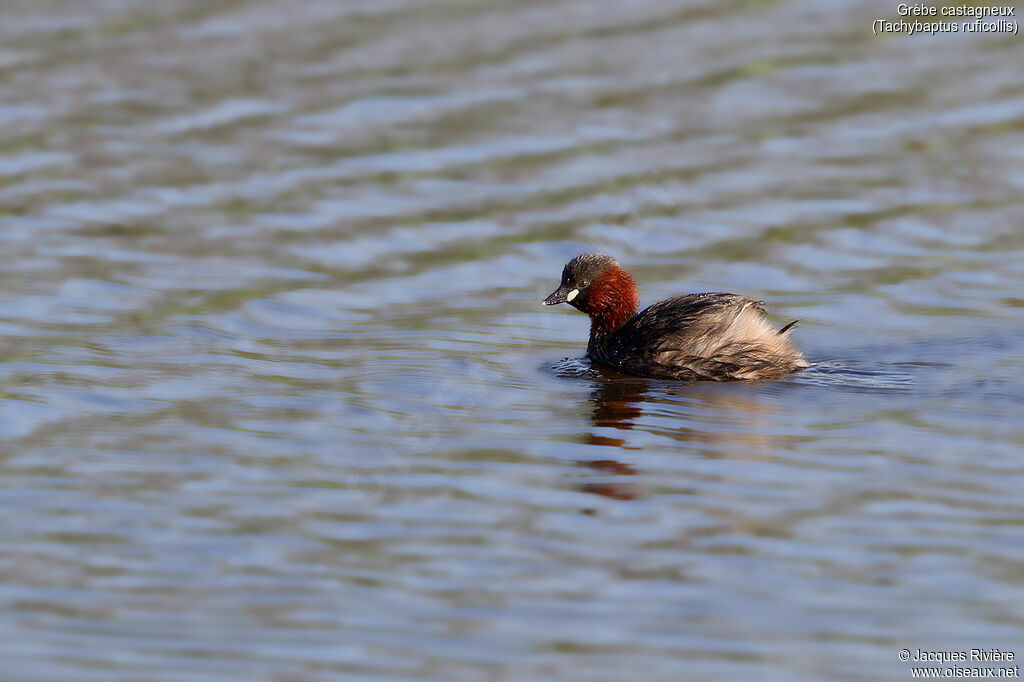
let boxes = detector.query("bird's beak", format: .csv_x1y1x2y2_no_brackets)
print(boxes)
543,285,578,306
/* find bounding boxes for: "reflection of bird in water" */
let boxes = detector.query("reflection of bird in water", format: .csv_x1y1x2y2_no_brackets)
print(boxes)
576,367,784,502
585,375,648,442
578,370,649,501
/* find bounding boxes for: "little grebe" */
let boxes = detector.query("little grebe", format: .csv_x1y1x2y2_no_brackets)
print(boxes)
543,253,808,381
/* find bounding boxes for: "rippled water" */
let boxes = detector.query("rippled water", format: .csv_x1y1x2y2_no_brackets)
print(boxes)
2,0,1024,680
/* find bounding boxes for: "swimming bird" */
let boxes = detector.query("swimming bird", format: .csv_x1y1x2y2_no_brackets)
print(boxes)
543,253,808,381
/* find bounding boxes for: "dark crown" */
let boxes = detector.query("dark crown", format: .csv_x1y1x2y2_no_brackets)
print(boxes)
562,253,620,284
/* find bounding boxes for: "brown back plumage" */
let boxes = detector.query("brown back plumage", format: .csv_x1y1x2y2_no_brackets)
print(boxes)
591,293,809,381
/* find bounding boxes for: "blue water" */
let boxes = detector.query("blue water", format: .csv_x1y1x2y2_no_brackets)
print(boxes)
1,0,1023,680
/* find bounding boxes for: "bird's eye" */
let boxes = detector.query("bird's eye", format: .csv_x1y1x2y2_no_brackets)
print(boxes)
579,280,589,288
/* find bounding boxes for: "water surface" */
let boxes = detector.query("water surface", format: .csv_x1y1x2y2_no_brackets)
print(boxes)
2,0,1024,680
